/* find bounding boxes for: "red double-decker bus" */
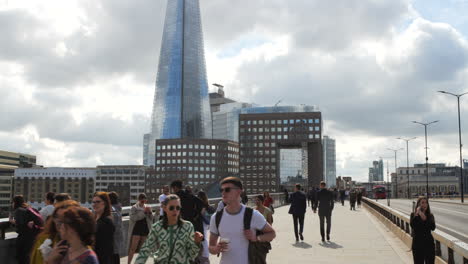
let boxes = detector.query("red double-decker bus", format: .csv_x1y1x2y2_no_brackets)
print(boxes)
373,185,386,199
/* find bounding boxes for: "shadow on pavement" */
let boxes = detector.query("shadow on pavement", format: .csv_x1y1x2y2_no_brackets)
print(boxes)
319,241,343,249
292,241,313,249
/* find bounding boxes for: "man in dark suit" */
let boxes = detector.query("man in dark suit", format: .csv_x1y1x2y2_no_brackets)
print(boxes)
313,181,334,242
288,184,307,242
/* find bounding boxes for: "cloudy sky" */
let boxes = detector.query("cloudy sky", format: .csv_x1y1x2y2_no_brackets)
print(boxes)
1,0,468,182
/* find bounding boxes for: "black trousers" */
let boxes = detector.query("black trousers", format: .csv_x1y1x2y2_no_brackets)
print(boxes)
319,212,331,238
292,214,305,239
412,249,435,264
340,198,345,206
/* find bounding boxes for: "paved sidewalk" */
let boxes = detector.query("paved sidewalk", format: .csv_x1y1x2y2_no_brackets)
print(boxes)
123,203,411,264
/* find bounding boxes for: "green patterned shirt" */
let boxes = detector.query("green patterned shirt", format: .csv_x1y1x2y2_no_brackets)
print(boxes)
135,220,200,264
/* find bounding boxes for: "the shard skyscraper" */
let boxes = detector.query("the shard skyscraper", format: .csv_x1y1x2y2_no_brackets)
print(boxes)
145,0,212,166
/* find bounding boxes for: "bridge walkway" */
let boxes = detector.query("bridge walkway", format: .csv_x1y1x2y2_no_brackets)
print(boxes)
123,202,412,264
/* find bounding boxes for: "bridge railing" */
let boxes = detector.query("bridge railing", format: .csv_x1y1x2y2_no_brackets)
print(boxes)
362,197,468,264
0,193,286,262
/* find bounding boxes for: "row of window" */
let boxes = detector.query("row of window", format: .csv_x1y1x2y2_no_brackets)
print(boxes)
240,134,320,141
240,142,276,148
157,144,236,151
96,176,144,181
240,119,320,125
100,169,140,174
157,159,218,165
240,126,320,133
17,172,92,176
157,151,216,158
241,166,277,171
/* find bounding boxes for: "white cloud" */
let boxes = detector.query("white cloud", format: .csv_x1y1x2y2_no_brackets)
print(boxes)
1,0,468,182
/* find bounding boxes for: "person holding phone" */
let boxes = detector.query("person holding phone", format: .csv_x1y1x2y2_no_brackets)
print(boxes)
410,197,436,264
135,194,203,264
45,206,99,264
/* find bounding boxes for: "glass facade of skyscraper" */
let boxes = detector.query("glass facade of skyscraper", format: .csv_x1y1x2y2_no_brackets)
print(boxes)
147,0,212,166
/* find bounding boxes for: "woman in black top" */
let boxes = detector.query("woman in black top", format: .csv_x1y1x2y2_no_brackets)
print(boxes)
11,195,42,264
92,192,115,264
410,197,436,264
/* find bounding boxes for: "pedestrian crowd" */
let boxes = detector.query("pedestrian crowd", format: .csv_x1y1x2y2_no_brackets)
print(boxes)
9,177,437,264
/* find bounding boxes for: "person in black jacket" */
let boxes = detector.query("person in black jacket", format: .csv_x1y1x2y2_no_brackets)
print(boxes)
410,197,436,264
339,189,346,206
93,192,115,264
307,187,316,207
313,181,334,242
170,180,204,234
288,184,307,242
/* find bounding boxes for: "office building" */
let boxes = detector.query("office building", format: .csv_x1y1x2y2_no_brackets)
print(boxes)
143,133,150,166
368,159,384,182
145,138,239,201
0,150,36,168
14,167,96,207
238,106,323,193
393,163,464,197
209,85,236,113
0,150,36,212
146,0,212,166
323,136,336,188
212,102,253,142
95,165,146,206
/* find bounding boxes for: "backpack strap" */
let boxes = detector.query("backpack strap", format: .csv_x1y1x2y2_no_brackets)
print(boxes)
215,209,224,236
243,207,253,230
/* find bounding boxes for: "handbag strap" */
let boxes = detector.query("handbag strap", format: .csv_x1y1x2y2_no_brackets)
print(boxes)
167,225,181,263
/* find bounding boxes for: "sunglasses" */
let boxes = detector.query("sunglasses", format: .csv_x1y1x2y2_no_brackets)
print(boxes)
92,200,102,204
219,187,240,193
168,206,181,211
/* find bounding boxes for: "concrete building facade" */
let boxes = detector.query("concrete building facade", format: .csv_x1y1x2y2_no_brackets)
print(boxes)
14,167,96,208
146,138,239,201
323,136,336,188
95,165,146,206
239,107,323,193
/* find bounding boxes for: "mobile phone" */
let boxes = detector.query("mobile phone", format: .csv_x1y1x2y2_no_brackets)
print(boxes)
57,240,69,256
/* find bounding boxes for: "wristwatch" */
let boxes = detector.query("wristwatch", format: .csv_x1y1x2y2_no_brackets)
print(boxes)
256,235,261,242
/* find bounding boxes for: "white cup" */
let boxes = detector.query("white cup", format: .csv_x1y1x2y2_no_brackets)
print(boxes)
219,238,230,252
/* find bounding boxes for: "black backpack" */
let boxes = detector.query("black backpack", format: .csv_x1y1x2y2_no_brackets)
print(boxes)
215,206,253,232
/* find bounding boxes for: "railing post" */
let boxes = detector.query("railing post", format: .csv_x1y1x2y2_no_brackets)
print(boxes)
448,247,455,264
435,241,441,257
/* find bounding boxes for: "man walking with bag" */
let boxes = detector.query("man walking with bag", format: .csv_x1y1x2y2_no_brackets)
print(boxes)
209,177,276,264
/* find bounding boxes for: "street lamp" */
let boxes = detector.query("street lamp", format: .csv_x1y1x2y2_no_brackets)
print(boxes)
397,137,417,199
380,156,393,206
387,148,404,199
438,90,468,203
412,120,439,198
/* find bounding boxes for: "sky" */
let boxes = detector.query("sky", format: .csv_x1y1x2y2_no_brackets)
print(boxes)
1,0,468,182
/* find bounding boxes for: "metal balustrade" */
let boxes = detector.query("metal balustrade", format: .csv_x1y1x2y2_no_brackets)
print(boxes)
362,197,468,264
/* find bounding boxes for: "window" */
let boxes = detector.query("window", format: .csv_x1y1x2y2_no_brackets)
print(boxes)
315,126,320,131
315,118,320,123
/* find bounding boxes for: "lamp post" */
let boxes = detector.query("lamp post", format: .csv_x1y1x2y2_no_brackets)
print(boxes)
438,91,467,203
380,156,393,206
397,137,417,199
412,120,439,198
387,148,404,199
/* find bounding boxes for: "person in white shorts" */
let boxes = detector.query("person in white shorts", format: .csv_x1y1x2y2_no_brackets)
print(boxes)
209,177,276,264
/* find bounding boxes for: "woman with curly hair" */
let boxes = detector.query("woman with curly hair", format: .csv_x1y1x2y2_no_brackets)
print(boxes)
45,206,99,264
135,194,204,264
30,200,79,264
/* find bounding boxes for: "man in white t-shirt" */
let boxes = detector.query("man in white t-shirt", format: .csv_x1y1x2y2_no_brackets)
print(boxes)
158,185,170,219
39,192,55,221
209,177,276,264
